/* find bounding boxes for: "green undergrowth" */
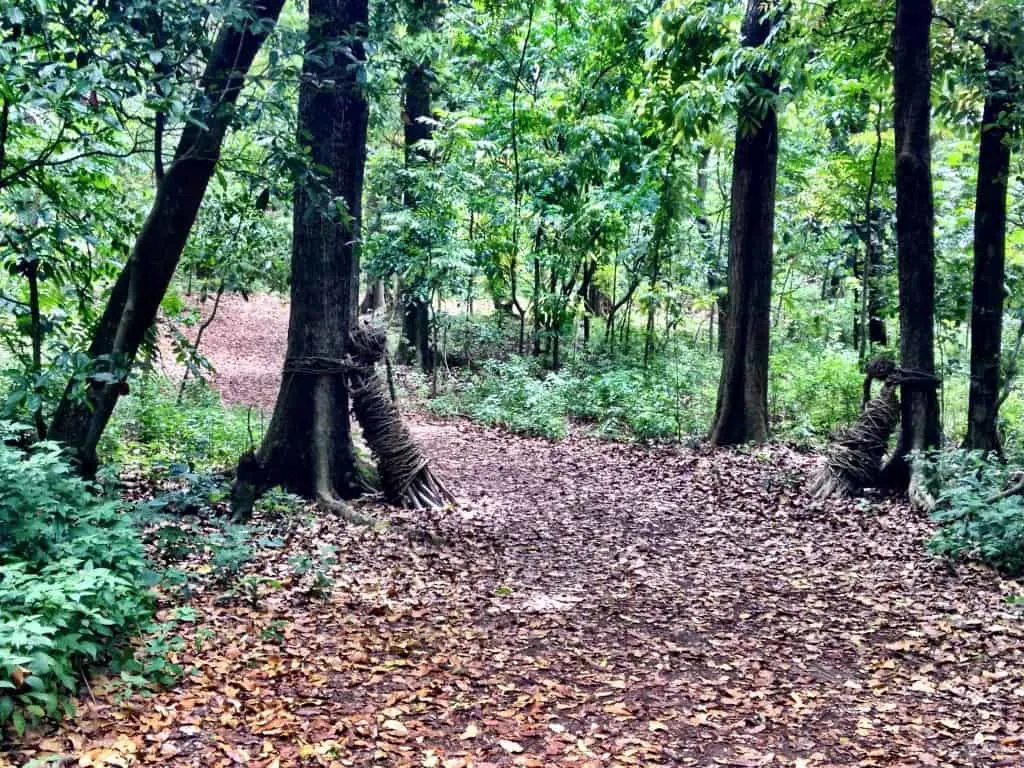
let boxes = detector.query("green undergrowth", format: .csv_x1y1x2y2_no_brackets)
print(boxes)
425,338,866,443
103,376,261,472
0,430,155,736
0,377,301,738
919,450,1024,577
426,353,714,440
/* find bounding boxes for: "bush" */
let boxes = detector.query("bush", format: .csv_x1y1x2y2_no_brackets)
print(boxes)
921,450,1024,576
426,350,719,442
456,356,570,438
105,376,256,470
770,342,862,440
0,432,153,734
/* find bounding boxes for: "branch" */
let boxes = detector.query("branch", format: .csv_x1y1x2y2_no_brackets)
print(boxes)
0,121,68,192
932,12,985,49
154,111,166,185
0,97,9,179
986,475,1024,504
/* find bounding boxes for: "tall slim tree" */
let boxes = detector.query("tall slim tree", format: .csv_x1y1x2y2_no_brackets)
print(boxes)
965,38,1016,452
232,0,370,518
46,0,286,472
399,0,441,371
709,0,781,446
884,0,940,491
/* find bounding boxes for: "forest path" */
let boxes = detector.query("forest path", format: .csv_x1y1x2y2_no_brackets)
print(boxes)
16,295,1024,767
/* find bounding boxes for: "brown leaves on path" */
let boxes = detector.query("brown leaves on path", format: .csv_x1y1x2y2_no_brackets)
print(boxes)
6,294,1024,767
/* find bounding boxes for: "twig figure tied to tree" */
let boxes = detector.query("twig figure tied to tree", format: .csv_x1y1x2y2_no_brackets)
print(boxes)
348,324,454,510
808,355,939,502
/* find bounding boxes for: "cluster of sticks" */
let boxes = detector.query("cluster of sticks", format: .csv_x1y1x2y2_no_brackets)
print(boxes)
807,356,901,499
348,324,454,510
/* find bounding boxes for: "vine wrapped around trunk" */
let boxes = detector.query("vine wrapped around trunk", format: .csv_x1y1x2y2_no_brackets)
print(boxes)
808,380,901,499
349,325,454,510
809,360,941,503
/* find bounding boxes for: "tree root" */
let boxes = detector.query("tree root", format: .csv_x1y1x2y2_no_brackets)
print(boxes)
315,487,378,526
908,465,937,512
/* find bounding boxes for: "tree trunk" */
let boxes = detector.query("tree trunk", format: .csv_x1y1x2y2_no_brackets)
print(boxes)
399,0,440,371
532,224,544,355
359,278,386,314
47,0,285,472
965,43,1013,453
232,0,369,519
883,0,940,490
862,107,888,354
709,0,779,446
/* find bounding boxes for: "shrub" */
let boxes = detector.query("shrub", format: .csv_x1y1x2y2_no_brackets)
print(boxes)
441,356,570,438
921,450,1024,576
104,376,256,470
770,342,862,440
426,350,719,442
0,432,154,734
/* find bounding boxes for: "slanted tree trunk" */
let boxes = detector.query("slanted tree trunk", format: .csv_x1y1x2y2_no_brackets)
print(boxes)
232,0,369,520
709,0,780,446
47,0,285,472
883,0,940,494
965,42,1013,453
399,0,440,371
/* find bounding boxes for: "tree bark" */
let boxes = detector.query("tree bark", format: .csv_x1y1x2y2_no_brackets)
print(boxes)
709,0,779,446
862,106,888,355
964,43,1013,453
883,0,940,490
399,0,440,371
232,0,369,518
47,0,285,471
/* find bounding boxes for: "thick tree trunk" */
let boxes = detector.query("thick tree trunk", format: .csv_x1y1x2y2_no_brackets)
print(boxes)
399,0,439,371
964,43,1013,453
47,0,285,471
883,0,940,492
232,0,369,519
709,0,779,446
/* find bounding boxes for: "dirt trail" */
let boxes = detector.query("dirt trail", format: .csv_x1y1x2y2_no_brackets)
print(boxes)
10,294,1024,767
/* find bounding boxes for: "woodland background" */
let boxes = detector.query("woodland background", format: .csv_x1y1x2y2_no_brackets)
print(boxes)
3,0,1024,763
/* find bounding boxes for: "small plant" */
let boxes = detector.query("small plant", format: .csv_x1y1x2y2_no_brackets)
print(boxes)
193,627,217,652
208,524,255,583
228,574,282,607
260,620,289,645
290,544,339,600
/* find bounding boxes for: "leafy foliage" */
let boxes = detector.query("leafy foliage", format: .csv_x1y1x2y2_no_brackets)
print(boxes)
922,450,1024,575
105,377,256,471
0,432,153,734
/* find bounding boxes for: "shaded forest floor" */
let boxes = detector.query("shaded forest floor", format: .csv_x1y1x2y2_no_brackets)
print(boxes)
8,295,1024,768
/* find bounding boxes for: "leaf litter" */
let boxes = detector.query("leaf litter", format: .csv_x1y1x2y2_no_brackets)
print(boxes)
5,294,1024,767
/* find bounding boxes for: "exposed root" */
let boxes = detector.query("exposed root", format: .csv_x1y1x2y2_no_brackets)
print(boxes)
985,473,1024,505
908,465,937,512
314,376,377,526
315,487,378,526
